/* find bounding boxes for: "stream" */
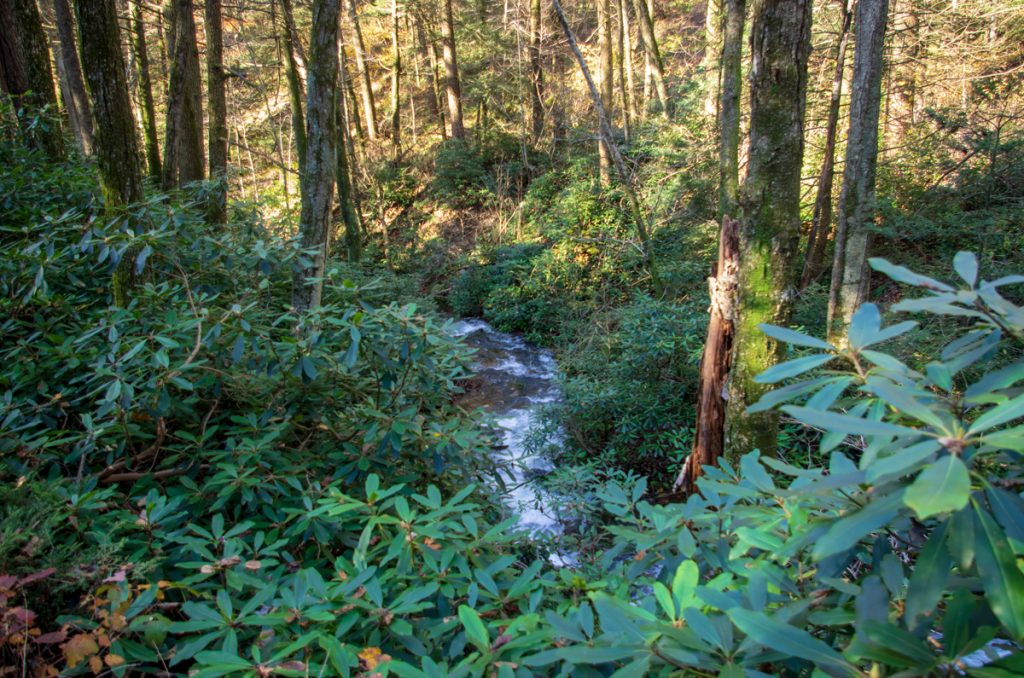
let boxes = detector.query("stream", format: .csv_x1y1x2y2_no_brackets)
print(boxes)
448,319,564,536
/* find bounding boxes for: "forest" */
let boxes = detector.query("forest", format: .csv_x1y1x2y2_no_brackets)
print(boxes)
1,0,1023,674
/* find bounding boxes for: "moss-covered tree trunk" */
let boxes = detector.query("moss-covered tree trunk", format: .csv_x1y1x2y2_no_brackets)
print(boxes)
131,0,162,179
389,0,401,148
53,0,94,154
336,64,361,263
718,0,743,220
441,0,464,139
724,0,812,459
701,0,722,117
278,0,307,173
346,0,378,140
2,0,64,159
292,0,340,314
75,0,145,306
828,0,889,343
801,0,853,289
205,0,228,223
629,0,668,118
161,0,204,190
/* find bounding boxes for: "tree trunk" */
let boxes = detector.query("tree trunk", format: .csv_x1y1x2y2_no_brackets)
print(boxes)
597,0,613,183
528,0,543,142
278,0,307,172
336,58,361,262
292,0,340,314
827,0,889,344
426,21,447,139
389,0,401,147
75,0,145,306
630,0,668,118
674,216,739,494
801,0,853,289
2,0,64,159
701,0,721,117
620,0,637,124
718,0,743,220
52,0,93,154
346,0,378,140
205,0,228,222
724,0,812,459
885,0,918,150
440,0,464,139
161,0,204,189
553,0,661,295
130,0,161,178
616,0,630,144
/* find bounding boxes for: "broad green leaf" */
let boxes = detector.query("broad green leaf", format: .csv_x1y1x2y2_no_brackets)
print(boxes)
758,324,834,351
869,258,954,292
754,355,833,384
782,406,919,437
973,505,1024,640
904,522,951,628
864,439,940,481
848,304,882,350
726,608,855,675
813,492,904,560
671,560,699,611
968,393,1024,435
904,455,971,519
865,377,948,431
953,251,978,287
458,605,490,652
856,621,938,669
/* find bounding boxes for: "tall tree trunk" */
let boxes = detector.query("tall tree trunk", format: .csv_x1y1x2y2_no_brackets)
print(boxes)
801,0,854,289
278,0,307,172
205,0,228,222
701,0,721,117
52,0,93,154
346,0,378,140
426,21,447,139
389,0,401,147
336,59,361,262
827,0,889,344
616,0,630,144
885,0,918,150
131,0,161,178
161,0,204,189
2,0,64,158
340,42,363,140
75,0,145,306
528,0,542,142
620,0,637,124
718,0,743,219
597,0,613,183
553,0,661,295
724,0,812,459
630,0,668,118
292,0,340,314
440,0,464,139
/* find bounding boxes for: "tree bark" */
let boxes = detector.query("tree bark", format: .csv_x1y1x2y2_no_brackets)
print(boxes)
75,0,145,306
389,0,401,147
346,0,378,140
801,0,854,289
701,0,721,117
718,0,743,220
440,0,464,139
278,0,307,173
620,0,637,124
674,216,739,494
553,0,661,295
52,0,93,154
827,0,889,344
724,0,812,459
336,60,361,262
130,0,162,178
616,0,630,144
205,0,228,222
629,0,668,118
597,0,613,183
2,0,64,158
885,0,918,150
528,0,543,142
161,0,204,189
292,0,340,314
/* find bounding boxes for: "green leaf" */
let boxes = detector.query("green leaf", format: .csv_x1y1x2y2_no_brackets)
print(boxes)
671,560,699,611
968,393,1024,435
813,492,904,560
973,505,1024,640
458,605,490,652
856,621,938,669
782,406,919,437
904,522,951,629
848,304,882,350
865,377,948,431
904,455,971,519
864,439,940,481
754,355,833,384
652,582,676,620
953,251,978,287
758,324,834,351
869,258,954,292
726,608,855,675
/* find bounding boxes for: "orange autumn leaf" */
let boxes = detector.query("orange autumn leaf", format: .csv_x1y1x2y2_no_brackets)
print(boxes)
63,633,99,668
358,646,391,670
104,653,126,667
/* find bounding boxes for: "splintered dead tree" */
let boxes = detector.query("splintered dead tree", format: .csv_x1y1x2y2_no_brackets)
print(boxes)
75,0,145,306
552,0,661,295
724,0,812,459
292,0,341,314
828,0,889,343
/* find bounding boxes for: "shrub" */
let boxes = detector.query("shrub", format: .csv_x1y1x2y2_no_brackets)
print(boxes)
431,139,494,208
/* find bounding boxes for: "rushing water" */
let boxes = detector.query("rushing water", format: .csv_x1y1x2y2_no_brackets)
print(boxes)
448,319,563,535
